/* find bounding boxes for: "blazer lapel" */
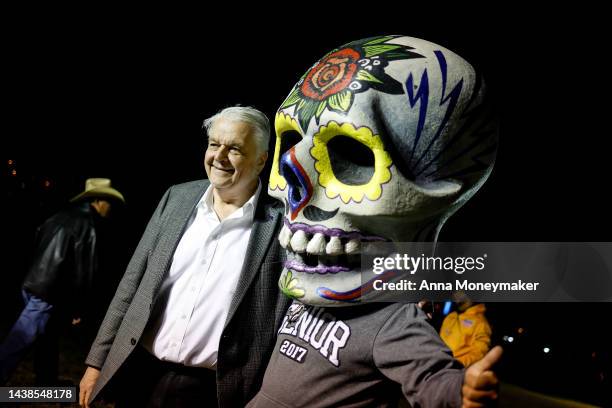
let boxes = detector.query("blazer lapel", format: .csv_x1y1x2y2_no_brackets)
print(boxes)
149,181,209,298
225,198,281,328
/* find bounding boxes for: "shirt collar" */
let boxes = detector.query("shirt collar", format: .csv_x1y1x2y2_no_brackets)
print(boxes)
200,180,261,221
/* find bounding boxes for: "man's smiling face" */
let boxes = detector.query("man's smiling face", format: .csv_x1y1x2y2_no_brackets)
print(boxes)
204,117,267,194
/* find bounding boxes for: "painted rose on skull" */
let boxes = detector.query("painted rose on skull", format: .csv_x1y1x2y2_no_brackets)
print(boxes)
300,48,360,100
281,36,424,132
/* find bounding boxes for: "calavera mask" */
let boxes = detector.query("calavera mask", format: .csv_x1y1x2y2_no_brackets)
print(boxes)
270,36,497,306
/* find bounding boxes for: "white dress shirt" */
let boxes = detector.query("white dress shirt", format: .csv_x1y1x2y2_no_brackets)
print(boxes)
141,182,261,368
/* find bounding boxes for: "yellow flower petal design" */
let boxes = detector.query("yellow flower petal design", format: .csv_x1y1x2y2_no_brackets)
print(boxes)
270,112,302,191
311,121,392,203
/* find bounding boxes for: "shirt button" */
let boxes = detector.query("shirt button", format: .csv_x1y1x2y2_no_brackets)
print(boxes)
181,315,187,319
130,338,136,345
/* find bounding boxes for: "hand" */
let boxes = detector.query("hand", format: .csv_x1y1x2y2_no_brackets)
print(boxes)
79,366,101,408
462,346,502,408
72,317,82,326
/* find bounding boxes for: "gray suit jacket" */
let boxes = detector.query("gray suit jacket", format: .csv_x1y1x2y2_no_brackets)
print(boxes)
85,179,291,407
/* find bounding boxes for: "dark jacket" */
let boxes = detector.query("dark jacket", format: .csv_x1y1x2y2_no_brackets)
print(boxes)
22,202,98,317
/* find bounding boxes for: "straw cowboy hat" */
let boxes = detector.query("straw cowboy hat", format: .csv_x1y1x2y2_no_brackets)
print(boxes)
70,178,125,203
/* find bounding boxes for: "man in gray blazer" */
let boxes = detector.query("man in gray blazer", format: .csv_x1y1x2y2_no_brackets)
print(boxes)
79,106,291,407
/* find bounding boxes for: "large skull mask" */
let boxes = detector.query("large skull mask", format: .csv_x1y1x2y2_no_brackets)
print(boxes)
269,36,497,306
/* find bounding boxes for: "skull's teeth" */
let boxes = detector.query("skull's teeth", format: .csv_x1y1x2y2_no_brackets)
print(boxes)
282,230,363,270
281,227,363,257
325,236,343,256
306,233,326,255
345,238,361,255
290,230,308,253
279,225,292,249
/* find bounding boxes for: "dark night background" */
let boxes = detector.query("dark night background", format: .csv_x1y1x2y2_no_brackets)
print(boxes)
1,6,610,406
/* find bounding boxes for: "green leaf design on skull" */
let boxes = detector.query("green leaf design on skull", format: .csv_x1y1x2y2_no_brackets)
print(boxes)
279,270,305,299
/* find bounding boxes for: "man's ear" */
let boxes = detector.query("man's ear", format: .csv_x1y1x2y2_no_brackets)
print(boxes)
258,151,269,170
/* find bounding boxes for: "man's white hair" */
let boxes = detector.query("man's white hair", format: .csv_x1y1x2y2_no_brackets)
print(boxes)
203,106,270,154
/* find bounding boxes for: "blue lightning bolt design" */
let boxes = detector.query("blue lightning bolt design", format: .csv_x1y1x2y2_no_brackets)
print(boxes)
405,69,429,167
412,50,464,177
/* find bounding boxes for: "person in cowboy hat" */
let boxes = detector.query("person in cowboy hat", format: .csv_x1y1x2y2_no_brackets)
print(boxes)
0,178,125,385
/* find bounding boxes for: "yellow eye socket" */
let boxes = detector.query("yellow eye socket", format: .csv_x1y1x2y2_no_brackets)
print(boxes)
270,112,302,191
311,121,392,203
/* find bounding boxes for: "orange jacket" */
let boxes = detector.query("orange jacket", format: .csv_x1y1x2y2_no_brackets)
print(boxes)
440,303,492,367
